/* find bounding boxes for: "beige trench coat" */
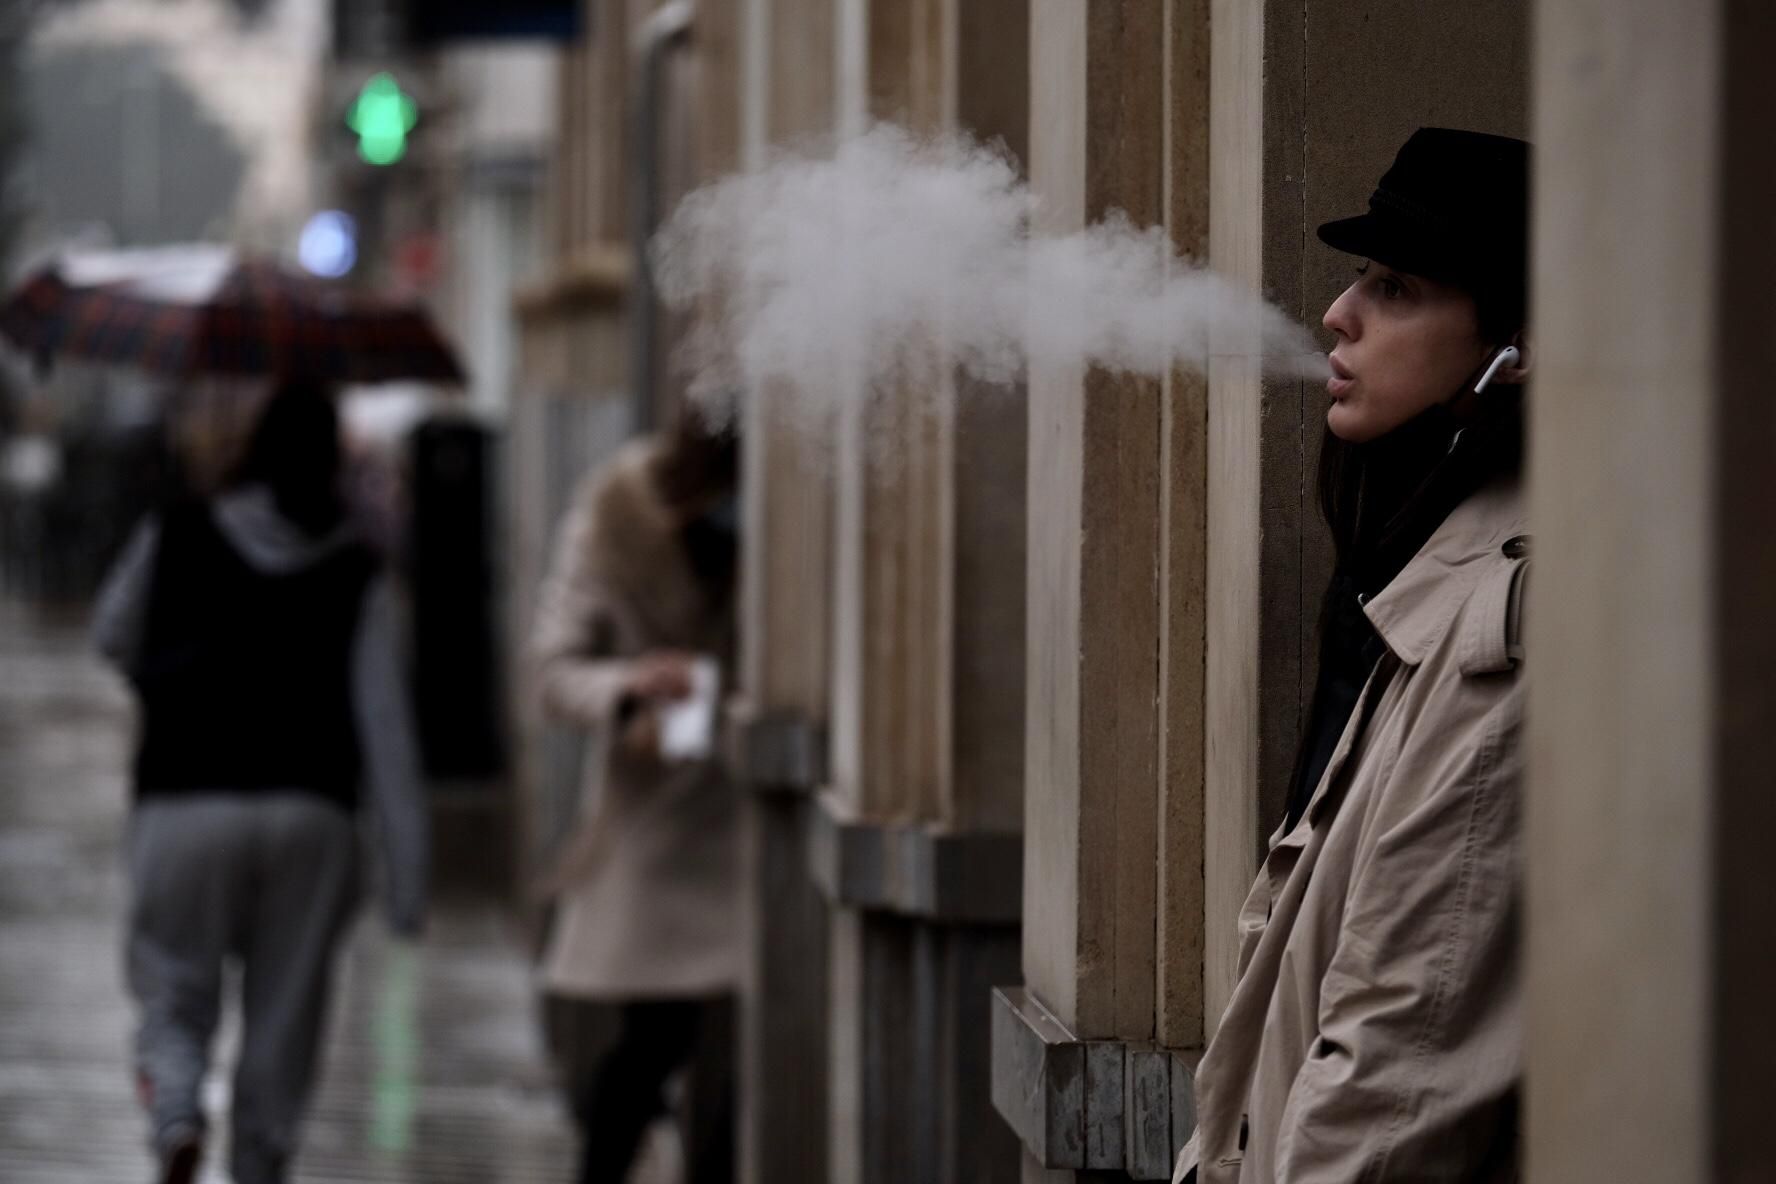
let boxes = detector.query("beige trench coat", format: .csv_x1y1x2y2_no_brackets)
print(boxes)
1177,478,1528,1183
531,438,740,999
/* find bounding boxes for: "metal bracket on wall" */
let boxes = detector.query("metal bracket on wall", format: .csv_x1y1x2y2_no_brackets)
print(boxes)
721,698,828,794
807,791,1023,925
990,986,1199,1180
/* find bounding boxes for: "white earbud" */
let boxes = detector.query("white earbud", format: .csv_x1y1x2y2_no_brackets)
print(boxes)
1473,345,1522,394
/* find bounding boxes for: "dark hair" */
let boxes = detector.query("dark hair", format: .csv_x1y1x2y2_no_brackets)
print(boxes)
654,410,741,614
1316,389,1523,586
234,379,347,536
1472,279,1527,356
653,409,740,511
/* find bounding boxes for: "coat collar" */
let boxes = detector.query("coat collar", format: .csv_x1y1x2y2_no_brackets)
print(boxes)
1361,476,1527,667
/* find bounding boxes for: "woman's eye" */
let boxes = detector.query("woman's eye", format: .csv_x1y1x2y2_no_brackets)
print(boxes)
1379,277,1403,300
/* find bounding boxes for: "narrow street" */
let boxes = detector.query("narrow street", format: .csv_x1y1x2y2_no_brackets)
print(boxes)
0,604,579,1183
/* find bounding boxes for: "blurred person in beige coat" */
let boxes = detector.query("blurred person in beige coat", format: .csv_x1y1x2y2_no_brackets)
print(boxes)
1176,129,1533,1183
531,414,740,1184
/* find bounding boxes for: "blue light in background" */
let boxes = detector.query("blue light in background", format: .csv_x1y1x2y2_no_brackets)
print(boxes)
299,210,358,278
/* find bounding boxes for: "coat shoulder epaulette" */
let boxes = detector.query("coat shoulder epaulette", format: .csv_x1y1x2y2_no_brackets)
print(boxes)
1456,533,1531,677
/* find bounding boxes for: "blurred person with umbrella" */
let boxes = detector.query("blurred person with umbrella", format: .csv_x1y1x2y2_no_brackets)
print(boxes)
0,242,464,576
530,410,741,1184
92,380,428,1184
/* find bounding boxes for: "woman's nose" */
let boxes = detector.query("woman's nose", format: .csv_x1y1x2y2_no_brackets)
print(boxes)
1323,282,1359,340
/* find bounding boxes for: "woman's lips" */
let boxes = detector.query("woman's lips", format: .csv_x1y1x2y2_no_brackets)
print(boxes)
1326,355,1355,399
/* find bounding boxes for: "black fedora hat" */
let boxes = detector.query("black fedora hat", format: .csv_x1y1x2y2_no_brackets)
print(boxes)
1318,128,1530,326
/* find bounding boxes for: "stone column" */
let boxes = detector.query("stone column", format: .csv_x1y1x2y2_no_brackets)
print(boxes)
728,3,839,1183
992,5,1199,1181
1528,1,1776,1180
817,3,1030,1183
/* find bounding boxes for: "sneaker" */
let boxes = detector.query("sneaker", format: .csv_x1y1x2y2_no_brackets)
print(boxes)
158,1132,202,1184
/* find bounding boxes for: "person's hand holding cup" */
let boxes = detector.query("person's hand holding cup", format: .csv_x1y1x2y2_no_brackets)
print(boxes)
616,650,698,758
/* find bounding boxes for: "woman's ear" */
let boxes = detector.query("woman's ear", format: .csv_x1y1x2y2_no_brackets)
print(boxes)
1494,331,1532,385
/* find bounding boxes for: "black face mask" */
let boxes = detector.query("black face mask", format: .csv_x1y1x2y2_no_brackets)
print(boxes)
699,492,740,537
679,494,740,607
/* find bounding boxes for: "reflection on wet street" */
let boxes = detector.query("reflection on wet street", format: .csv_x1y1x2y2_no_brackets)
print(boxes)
0,606,577,1182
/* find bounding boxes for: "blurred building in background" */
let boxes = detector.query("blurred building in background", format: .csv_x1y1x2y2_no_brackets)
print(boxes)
0,3,254,602
15,39,244,249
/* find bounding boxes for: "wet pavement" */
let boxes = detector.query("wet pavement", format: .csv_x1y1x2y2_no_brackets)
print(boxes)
0,604,582,1183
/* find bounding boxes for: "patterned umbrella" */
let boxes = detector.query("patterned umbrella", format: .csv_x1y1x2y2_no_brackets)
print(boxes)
0,245,465,384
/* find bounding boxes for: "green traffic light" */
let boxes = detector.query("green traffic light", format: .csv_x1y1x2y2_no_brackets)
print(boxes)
347,73,418,166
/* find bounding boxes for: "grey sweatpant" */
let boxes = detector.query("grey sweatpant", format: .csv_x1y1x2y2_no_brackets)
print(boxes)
127,792,359,1184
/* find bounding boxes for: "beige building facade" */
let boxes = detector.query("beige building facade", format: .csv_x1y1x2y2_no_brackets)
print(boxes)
509,2,1776,1181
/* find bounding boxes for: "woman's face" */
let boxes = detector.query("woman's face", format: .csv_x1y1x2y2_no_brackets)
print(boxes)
1321,261,1493,444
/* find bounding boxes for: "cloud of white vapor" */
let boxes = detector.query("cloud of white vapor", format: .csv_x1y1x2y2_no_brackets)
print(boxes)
654,124,1329,425
34,0,327,244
